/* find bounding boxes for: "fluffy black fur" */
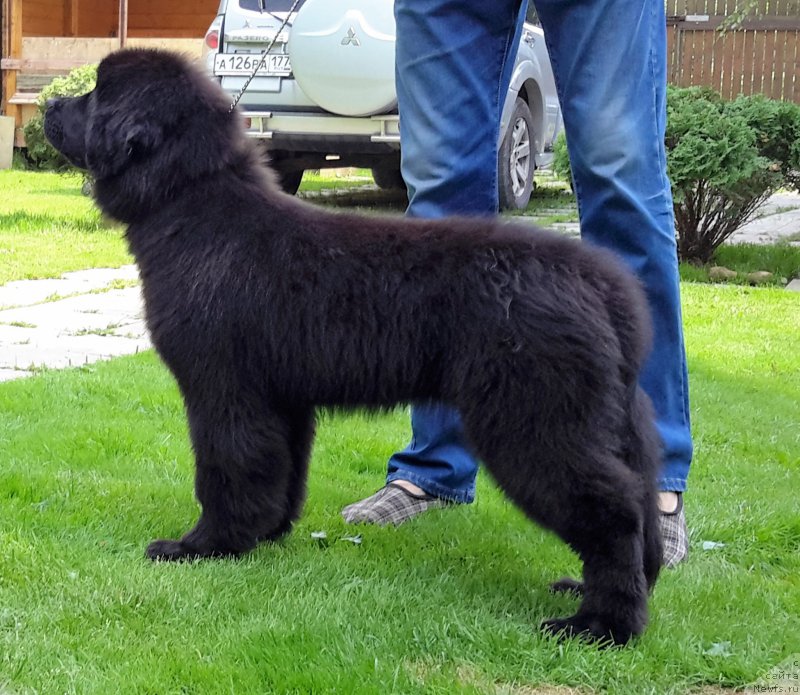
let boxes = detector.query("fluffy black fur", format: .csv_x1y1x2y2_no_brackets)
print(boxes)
44,49,663,645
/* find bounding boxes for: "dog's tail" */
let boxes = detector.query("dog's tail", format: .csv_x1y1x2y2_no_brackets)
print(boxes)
594,249,663,588
624,381,663,589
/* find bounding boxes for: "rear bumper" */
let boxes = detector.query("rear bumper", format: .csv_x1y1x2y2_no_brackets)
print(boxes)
243,111,401,153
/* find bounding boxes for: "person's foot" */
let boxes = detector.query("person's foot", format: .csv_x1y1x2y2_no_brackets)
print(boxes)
342,483,689,567
341,481,446,525
658,491,688,568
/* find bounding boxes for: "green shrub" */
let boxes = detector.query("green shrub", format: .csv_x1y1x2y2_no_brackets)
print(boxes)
551,131,572,189
23,64,97,171
727,93,800,190
668,87,800,264
549,88,800,265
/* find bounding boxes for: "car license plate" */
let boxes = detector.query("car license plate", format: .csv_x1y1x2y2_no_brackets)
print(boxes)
214,53,292,77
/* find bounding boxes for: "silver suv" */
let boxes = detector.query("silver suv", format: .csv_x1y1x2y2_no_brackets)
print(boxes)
204,0,562,209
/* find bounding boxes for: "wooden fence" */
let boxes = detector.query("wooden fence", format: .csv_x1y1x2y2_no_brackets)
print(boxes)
666,0,800,102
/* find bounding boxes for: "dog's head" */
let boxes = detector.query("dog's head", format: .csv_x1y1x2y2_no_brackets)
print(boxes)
44,49,247,221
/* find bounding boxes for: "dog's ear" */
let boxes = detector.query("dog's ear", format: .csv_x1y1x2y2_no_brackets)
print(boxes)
86,118,163,179
124,121,163,159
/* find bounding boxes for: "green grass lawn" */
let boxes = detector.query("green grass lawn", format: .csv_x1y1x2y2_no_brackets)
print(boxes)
1,169,798,693
0,171,131,285
0,170,373,286
0,286,798,693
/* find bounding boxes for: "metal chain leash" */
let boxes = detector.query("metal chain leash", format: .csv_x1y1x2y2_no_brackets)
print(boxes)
228,0,303,114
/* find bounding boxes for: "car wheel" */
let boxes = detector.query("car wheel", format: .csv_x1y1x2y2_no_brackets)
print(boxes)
371,164,406,191
498,98,536,210
273,167,304,196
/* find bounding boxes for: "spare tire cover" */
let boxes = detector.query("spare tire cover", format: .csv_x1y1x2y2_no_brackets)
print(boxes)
289,0,396,117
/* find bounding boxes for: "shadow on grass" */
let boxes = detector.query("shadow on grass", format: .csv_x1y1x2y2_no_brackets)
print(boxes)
299,186,408,212
0,211,105,233
28,186,88,198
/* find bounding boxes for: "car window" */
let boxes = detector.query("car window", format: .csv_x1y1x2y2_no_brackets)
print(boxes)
238,0,305,10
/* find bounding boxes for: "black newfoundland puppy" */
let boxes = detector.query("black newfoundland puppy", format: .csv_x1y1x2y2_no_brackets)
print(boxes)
45,49,663,644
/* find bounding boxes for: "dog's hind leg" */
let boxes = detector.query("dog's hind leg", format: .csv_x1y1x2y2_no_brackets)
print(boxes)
537,476,650,646
146,399,311,561
459,386,652,645
550,383,663,597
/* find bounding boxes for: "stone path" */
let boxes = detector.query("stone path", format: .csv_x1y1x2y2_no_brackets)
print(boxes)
0,266,149,381
1,192,798,382
727,192,800,245
520,191,800,244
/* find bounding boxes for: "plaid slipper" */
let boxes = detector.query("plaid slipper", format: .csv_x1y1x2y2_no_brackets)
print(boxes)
341,482,446,525
659,493,689,568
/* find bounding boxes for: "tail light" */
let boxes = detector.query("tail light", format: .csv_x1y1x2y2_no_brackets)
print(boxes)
202,16,224,78
204,29,219,51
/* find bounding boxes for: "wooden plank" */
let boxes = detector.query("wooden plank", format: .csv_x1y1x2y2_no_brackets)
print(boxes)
1,0,7,116
9,0,19,56
693,23,707,87
710,26,727,96
2,57,98,71
728,27,747,97
750,25,767,96
791,30,800,102
667,24,681,84
4,37,203,73
771,30,796,100
64,0,79,37
737,20,753,96
22,0,65,36
19,37,118,63
675,16,800,30
683,0,709,14
119,0,128,47
687,22,702,86
126,37,204,57
762,29,778,98
9,92,38,104
1,0,22,123
665,0,681,14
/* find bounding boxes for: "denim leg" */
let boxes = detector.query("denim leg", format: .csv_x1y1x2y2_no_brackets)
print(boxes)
394,0,526,219
535,0,693,491
386,0,527,501
387,403,476,503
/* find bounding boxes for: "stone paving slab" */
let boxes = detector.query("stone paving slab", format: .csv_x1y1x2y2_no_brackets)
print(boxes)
0,265,140,310
2,334,150,371
0,368,32,382
0,288,146,331
0,268,150,381
728,197,800,244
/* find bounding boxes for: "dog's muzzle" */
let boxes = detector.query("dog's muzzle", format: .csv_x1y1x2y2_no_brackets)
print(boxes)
44,98,88,170
44,100,65,149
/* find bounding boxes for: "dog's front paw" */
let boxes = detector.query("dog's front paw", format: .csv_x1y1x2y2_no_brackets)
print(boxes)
146,538,204,562
541,613,634,646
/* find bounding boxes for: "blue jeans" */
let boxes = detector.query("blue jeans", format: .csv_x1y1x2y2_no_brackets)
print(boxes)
387,0,693,500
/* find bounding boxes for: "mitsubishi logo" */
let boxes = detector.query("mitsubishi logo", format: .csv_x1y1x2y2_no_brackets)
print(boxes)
341,27,361,46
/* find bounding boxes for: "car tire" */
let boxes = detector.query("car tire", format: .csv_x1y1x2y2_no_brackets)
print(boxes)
273,167,304,196
498,97,536,210
371,164,406,191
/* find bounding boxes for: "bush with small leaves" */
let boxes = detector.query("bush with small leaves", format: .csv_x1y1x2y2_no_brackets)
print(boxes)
667,87,799,264
551,131,572,190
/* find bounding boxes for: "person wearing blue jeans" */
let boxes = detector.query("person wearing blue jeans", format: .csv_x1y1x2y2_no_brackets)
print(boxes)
342,0,692,566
